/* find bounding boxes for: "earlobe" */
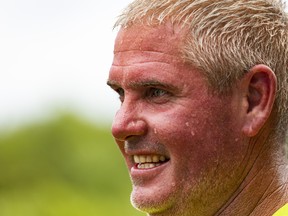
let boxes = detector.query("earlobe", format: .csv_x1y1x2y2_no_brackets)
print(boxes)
242,65,277,137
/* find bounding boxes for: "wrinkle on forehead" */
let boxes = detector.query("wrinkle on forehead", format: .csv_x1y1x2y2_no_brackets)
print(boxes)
112,50,183,66
114,22,188,55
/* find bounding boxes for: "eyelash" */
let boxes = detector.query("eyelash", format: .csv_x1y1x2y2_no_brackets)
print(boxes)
146,88,168,98
114,87,170,103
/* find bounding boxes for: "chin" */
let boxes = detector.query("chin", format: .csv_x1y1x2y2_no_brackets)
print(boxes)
130,185,179,216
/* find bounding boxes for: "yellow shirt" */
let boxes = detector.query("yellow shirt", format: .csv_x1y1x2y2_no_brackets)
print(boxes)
273,204,288,216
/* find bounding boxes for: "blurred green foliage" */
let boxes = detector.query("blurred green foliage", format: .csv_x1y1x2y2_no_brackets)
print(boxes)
0,113,145,216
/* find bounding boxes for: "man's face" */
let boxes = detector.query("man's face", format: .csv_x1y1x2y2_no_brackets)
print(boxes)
108,23,249,215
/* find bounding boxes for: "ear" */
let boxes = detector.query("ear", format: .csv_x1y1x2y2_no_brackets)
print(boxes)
242,64,277,137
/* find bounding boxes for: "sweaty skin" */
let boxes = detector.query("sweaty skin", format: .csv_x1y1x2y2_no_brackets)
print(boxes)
108,23,288,216
108,23,250,216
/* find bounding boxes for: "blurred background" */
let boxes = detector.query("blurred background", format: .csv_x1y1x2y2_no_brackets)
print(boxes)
1,1,288,216
0,0,145,215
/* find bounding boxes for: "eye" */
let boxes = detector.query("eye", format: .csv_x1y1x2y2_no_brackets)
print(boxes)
148,88,168,98
146,87,171,104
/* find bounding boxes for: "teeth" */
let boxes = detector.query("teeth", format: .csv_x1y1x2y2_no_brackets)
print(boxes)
139,155,146,163
133,155,168,169
134,155,140,163
146,155,152,162
152,155,159,162
137,163,161,169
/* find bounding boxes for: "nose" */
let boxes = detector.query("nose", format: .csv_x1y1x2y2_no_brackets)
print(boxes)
111,101,147,141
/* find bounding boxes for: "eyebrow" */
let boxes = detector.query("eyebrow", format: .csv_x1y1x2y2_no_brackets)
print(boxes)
106,80,120,88
107,80,177,91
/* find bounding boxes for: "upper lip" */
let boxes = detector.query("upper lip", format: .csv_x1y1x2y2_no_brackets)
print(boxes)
125,149,170,158
123,140,170,166
124,142,170,156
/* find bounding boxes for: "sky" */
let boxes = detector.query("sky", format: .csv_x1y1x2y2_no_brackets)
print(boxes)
0,0,132,127
0,0,287,128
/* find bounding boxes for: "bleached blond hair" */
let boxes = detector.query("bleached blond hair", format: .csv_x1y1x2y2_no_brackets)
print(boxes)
115,0,288,140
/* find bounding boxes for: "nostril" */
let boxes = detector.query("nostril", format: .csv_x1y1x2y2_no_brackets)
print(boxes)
111,118,147,141
125,135,134,140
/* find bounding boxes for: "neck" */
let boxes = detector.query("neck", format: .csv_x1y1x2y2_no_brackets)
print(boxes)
216,136,288,216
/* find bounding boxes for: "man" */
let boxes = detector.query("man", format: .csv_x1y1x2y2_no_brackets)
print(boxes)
107,0,288,215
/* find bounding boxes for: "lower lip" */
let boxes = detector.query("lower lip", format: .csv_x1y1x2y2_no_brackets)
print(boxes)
130,161,170,180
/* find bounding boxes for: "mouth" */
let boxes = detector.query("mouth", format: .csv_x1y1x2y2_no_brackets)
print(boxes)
133,155,170,169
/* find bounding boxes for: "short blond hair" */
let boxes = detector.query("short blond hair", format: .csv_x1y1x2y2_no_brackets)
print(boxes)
115,0,288,140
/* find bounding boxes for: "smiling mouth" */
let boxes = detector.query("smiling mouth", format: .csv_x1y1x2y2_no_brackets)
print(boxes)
133,155,170,169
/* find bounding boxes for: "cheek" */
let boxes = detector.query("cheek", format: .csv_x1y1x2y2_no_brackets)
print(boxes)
152,110,214,160
151,103,246,176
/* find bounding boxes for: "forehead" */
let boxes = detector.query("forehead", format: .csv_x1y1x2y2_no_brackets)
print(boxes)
114,23,187,56
109,23,206,91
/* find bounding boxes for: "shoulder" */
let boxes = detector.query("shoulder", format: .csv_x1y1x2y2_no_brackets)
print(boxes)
273,203,288,216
